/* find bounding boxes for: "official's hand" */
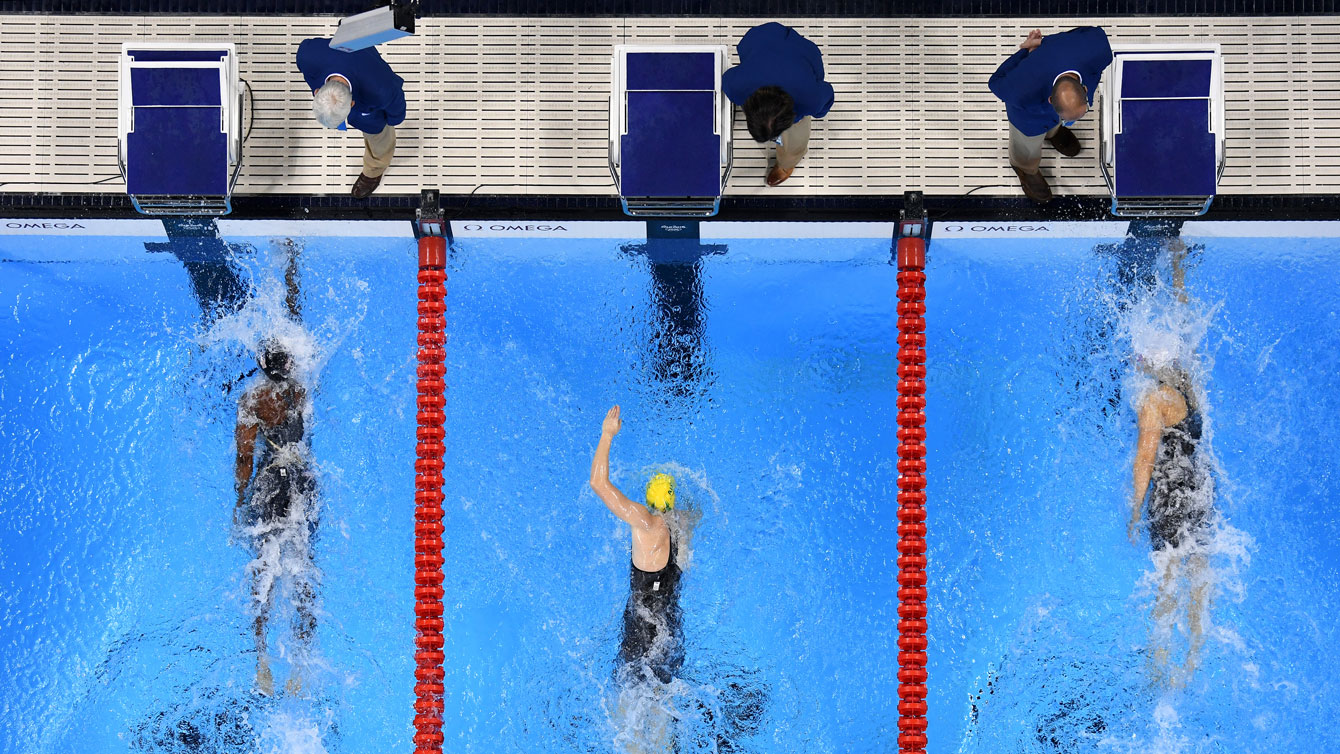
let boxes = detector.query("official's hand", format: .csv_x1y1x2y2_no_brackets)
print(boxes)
1020,29,1043,51
602,405,622,437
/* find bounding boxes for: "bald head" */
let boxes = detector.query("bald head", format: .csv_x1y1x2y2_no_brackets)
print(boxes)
1050,75,1088,122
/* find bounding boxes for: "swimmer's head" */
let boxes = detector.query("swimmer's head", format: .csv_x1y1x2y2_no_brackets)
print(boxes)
1133,351,1196,409
645,473,676,512
257,339,293,382
1134,344,1182,377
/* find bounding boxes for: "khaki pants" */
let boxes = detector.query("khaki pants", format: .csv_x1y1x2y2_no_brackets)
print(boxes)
776,116,813,171
362,125,396,178
1008,122,1060,174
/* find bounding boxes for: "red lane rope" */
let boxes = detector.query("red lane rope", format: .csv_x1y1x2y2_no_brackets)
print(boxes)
895,233,929,754
414,236,447,754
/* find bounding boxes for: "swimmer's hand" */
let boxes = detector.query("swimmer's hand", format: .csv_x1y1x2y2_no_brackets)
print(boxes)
1020,29,1043,52
1127,513,1142,546
602,405,622,437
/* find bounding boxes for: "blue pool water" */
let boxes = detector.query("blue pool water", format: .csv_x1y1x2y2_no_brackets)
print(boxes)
1,224,1336,753
930,232,1340,753
0,227,900,753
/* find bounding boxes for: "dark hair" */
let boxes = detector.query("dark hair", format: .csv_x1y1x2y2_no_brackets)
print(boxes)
743,86,795,143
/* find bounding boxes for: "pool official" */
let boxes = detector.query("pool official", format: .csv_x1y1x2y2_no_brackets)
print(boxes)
296,38,407,199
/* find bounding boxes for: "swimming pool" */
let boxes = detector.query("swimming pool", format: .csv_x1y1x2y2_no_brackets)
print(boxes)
1,220,1336,753
929,223,1340,753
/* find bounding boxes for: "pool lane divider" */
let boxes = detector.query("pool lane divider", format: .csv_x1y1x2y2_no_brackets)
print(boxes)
895,211,929,753
414,235,447,754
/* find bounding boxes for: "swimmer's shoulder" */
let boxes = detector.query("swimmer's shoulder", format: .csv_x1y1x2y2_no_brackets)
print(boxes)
1154,384,1188,426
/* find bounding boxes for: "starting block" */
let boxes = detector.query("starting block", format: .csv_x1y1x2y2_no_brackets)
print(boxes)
118,43,243,215
609,45,733,217
1098,43,1225,216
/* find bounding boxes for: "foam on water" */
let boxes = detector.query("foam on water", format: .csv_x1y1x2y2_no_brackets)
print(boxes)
256,705,333,754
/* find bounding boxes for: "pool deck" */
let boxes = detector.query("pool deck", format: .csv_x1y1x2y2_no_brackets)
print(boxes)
1,14,1338,199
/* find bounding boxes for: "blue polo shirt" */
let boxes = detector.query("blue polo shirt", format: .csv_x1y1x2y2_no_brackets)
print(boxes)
988,26,1113,137
722,23,835,122
296,38,406,134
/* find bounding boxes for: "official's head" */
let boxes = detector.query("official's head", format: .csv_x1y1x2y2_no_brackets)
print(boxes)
1049,74,1088,122
743,86,796,143
313,77,353,129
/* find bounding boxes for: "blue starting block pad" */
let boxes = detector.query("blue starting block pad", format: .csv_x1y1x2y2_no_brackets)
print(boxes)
118,43,242,216
610,45,732,217
1099,45,1225,216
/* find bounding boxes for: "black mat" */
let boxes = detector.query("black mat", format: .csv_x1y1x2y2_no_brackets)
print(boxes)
3,191,1338,222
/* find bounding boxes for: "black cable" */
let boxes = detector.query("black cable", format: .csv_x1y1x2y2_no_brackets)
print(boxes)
0,175,122,188
447,183,536,221
927,184,1018,220
241,78,255,143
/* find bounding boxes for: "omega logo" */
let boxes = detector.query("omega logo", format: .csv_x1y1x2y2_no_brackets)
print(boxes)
6,222,87,229
462,224,568,232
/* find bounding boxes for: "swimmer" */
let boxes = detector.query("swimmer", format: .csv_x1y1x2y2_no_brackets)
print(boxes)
1127,239,1214,687
589,405,683,686
232,246,318,697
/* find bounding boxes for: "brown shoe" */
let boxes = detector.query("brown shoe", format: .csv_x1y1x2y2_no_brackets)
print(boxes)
351,173,382,199
766,165,794,187
1012,166,1053,203
1047,125,1081,157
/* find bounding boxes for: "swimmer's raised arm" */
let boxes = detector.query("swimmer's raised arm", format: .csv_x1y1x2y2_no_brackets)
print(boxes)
283,239,302,320
590,405,655,531
1169,238,1189,304
1129,392,1166,544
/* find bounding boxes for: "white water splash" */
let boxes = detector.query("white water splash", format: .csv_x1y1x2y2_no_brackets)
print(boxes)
256,706,332,754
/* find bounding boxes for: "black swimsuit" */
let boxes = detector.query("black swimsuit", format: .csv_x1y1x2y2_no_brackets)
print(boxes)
1146,390,1212,550
618,536,683,684
246,382,316,529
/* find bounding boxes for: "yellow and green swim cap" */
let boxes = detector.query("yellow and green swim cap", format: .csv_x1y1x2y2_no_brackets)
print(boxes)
645,473,676,511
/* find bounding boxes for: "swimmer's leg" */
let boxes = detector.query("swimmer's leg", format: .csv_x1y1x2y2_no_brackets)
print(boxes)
612,674,674,754
1179,552,1211,686
286,577,318,696
293,577,317,645
252,573,274,696
1148,555,1179,688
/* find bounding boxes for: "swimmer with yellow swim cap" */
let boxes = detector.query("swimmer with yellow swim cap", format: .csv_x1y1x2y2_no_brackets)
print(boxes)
645,472,675,512
589,404,683,685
